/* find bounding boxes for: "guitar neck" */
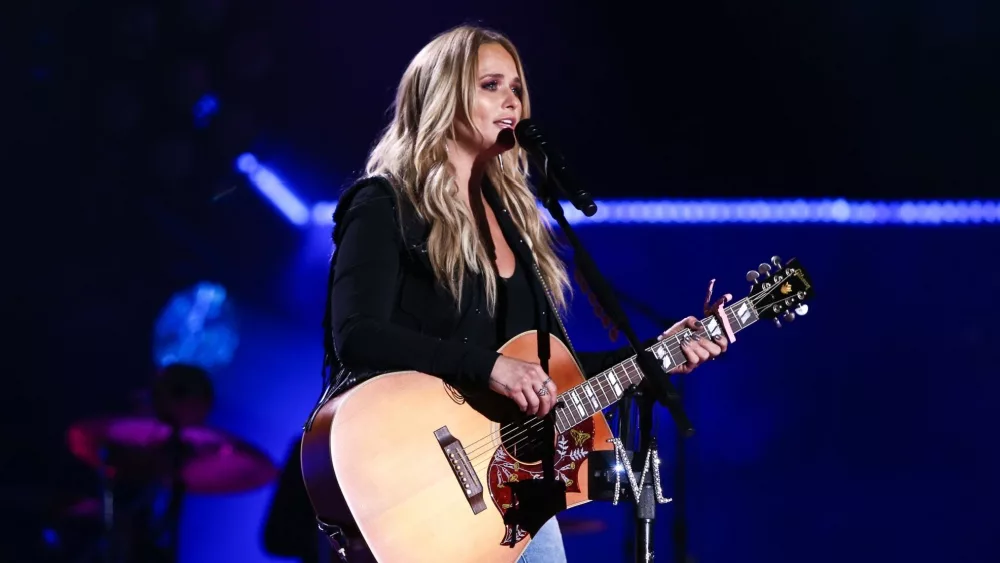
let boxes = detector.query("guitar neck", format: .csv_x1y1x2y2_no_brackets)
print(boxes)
554,297,759,433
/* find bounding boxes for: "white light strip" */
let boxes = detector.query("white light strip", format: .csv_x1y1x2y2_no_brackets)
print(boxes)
310,198,998,227
236,153,310,226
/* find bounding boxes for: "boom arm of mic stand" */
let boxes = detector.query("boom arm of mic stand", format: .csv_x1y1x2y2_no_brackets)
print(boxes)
535,179,694,438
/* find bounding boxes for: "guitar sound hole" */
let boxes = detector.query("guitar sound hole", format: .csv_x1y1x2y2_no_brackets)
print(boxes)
499,419,554,464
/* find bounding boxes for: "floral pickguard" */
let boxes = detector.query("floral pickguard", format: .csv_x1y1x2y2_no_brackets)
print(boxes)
486,418,595,547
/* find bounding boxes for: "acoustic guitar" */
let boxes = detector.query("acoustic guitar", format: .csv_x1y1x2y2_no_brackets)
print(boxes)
301,257,814,562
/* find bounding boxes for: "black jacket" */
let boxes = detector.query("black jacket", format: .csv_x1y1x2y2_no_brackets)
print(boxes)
316,175,646,404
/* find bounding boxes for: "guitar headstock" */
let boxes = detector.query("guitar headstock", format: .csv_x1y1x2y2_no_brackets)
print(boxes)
745,256,814,328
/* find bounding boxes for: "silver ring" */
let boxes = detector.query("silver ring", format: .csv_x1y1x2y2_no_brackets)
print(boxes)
536,386,549,397
542,377,552,386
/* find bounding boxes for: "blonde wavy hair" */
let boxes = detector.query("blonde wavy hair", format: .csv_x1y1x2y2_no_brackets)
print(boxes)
364,24,571,315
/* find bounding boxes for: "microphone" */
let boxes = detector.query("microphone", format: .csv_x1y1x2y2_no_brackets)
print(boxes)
514,119,597,217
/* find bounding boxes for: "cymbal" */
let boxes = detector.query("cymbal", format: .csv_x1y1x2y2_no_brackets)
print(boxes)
67,416,278,495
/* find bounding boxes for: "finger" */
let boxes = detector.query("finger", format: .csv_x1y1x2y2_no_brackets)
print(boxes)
524,386,540,416
681,341,701,367
537,391,553,417
534,371,555,417
685,340,710,362
546,378,558,397
530,376,551,417
712,333,728,352
700,339,723,357
692,344,711,362
546,379,559,417
510,390,528,412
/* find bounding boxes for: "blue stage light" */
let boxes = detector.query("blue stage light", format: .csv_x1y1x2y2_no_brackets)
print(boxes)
309,198,997,227
192,93,219,128
153,281,239,370
235,153,310,226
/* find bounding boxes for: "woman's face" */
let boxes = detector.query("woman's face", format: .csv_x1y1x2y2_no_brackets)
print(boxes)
455,43,524,158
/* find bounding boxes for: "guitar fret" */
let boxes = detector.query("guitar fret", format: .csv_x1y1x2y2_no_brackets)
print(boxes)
670,338,687,369
554,296,762,434
582,383,601,411
627,360,641,382
569,390,586,419
734,299,753,326
616,363,635,388
596,374,612,405
608,365,621,391
704,316,722,339
608,370,623,396
723,308,738,331
555,406,568,432
676,333,689,368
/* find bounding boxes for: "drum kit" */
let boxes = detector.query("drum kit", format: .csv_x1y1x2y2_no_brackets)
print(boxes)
52,364,279,563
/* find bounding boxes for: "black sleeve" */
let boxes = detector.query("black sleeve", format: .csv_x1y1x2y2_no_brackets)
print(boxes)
330,185,500,391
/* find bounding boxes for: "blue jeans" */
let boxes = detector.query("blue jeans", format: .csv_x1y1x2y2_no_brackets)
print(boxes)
517,517,567,563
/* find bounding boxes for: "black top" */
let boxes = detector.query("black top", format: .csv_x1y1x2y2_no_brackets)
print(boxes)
321,176,657,397
497,262,537,344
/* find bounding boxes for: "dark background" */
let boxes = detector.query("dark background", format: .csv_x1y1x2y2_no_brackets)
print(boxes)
7,1,998,562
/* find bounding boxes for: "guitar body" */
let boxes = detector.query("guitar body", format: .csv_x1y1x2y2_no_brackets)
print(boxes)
301,330,614,563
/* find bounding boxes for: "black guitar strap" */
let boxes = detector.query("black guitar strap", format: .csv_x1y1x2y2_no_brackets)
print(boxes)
481,180,562,488
479,181,552,370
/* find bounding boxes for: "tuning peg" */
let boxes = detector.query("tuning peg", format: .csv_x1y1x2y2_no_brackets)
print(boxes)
794,304,809,316
771,256,782,268
783,310,796,323
758,263,772,277
773,318,782,328
746,270,760,283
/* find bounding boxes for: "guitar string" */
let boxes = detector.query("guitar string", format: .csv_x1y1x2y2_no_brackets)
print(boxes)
460,287,794,468
467,346,693,474
466,351,674,471
460,328,701,465
459,300,751,465
464,282,791,457
458,297,751,461
466,283,802,470
459,323,700,461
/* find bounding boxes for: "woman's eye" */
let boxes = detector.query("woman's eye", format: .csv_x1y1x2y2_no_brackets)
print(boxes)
481,80,522,99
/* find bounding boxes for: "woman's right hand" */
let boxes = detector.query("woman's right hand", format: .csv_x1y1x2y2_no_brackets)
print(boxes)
488,356,558,417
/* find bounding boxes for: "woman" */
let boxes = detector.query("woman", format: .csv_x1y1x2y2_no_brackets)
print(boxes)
318,24,728,562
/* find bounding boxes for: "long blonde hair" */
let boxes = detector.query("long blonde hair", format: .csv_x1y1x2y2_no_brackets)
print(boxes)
364,24,570,314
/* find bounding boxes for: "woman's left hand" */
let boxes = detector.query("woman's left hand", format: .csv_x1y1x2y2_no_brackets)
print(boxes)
655,279,732,375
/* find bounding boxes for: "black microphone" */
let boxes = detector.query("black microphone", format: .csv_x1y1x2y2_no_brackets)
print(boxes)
514,119,597,217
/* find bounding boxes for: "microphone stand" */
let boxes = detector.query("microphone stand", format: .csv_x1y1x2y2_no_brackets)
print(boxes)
611,286,693,563
164,422,185,563
533,173,695,563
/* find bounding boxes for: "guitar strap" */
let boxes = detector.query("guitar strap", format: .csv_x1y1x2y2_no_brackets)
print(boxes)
481,180,561,486
479,180,553,370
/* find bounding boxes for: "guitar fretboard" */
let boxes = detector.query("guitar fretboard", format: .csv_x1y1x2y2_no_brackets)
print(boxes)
554,297,759,433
